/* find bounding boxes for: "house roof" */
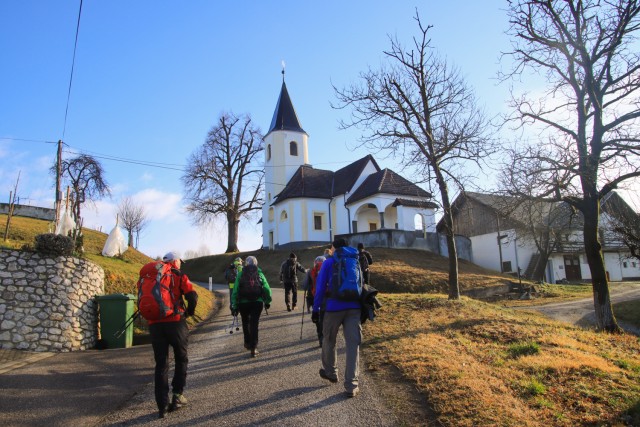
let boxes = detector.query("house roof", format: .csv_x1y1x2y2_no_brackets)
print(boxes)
346,168,432,205
272,165,334,203
272,155,434,208
266,80,307,137
441,190,637,233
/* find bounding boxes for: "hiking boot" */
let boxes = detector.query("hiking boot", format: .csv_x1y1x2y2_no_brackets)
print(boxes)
319,368,338,383
251,348,259,357
292,304,297,310
158,406,168,419
287,305,292,312
168,393,188,412
345,387,360,398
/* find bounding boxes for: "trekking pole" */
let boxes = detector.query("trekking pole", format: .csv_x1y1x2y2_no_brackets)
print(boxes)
300,290,306,340
114,310,139,339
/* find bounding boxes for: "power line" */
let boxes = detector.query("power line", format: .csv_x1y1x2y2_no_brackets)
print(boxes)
62,0,83,139
0,137,57,144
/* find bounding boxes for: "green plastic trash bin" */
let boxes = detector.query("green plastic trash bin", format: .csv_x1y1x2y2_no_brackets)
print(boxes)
95,293,137,349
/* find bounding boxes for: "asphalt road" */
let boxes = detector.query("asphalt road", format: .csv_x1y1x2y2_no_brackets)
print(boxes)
99,285,397,426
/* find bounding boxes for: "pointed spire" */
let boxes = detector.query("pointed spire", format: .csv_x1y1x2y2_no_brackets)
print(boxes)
266,71,307,137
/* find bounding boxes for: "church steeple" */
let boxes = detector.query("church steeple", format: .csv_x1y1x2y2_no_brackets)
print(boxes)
266,76,307,137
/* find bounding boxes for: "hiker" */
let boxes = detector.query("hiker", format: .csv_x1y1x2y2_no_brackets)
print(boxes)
231,255,272,357
224,257,243,294
312,238,363,398
357,243,374,285
302,255,325,346
279,252,306,311
323,247,332,259
150,252,198,418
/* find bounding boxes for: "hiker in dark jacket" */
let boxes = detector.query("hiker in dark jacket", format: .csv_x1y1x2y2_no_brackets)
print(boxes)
279,252,306,311
357,243,373,285
231,256,272,357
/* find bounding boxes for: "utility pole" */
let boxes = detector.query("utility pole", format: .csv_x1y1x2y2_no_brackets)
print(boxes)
54,140,63,230
3,172,21,241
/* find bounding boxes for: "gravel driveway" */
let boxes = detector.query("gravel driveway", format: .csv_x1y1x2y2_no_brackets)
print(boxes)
519,282,640,334
100,285,397,426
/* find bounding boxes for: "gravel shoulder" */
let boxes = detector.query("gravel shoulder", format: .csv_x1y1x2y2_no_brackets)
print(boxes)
100,285,397,426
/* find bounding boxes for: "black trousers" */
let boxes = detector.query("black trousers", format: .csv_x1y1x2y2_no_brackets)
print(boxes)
284,281,298,307
239,301,264,350
363,268,370,285
150,319,189,411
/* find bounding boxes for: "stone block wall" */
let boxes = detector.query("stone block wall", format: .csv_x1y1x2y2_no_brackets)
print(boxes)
0,249,104,352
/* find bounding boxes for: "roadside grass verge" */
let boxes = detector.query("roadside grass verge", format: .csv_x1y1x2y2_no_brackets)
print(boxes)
613,299,640,328
363,294,640,426
500,282,593,307
1,215,214,330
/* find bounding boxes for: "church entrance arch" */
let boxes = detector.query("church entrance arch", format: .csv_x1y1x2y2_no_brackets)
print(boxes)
354,204,380,233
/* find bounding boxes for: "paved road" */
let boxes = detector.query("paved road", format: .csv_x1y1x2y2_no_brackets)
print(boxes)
520,282,640,334
99,285,396,426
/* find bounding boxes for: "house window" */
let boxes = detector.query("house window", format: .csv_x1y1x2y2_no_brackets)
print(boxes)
314,214,323,230
289,141,298,156
623,261,628,268
502,261,512,272
267,144,271,161
369,223,377,231
280,210,288,221
633,262,637,268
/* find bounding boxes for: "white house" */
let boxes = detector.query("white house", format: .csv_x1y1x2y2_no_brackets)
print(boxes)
261,77,437,250
443,191,640,283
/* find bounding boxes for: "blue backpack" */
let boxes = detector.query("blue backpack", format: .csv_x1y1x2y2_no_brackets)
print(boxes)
330,246,363,301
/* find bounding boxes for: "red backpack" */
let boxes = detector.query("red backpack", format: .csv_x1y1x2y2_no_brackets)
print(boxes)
137,261,177,321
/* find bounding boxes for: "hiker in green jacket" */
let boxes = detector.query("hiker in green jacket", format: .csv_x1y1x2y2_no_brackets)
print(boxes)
230,255,272,357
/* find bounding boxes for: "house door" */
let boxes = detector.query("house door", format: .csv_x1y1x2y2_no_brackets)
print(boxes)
563,255,582,281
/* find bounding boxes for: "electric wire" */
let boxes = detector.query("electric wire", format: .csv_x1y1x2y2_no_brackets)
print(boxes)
62,0,83,139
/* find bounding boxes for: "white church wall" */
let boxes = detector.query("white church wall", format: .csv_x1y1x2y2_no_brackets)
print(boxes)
305,199,332,243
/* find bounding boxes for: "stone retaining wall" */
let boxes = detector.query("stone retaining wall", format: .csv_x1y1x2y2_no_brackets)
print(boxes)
0,249,104,352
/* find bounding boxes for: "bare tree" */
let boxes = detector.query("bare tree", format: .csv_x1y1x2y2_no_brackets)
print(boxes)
182,112,264,253
334,13,494,299
51,154,110,224
501,0,640,332
117,196,149,248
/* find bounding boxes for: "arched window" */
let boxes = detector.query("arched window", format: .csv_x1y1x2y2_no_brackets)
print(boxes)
267,144,271,161
280,210,288,221
289,141,298,156
268,207,274,222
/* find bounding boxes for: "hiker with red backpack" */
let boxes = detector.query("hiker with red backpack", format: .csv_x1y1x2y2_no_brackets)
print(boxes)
312,238,363,398
230,255,272,357
303,256,326,347
138,251,198,419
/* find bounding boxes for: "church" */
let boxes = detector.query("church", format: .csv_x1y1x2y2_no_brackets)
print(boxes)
261,77,438,250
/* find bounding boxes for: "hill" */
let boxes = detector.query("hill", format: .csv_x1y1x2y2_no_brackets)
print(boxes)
0,214,214,329
183,245,518,293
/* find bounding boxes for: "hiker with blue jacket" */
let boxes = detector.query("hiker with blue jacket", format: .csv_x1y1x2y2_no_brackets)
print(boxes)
231,255,272,357
312,238,363,398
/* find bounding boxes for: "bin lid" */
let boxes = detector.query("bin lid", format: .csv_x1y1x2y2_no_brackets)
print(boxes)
95,293,137,301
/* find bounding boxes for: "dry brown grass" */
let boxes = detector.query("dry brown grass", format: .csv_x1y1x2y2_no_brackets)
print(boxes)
364,294,640,426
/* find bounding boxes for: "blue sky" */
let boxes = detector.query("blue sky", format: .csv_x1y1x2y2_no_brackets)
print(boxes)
0,1,538,257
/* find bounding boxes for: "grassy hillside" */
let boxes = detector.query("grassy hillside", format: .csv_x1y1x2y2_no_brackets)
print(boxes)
183,245,519,293
0,214,214,329
365,294,640,426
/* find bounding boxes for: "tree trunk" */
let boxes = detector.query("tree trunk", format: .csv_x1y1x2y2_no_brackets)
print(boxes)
435,169,459,299
226,213,239,253
127,230,134,247
583,197,621,332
